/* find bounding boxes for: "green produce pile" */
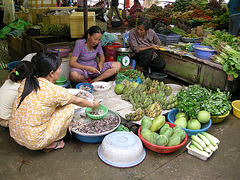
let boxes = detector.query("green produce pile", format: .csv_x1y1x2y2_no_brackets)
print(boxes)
141,116,185,146
174,0,190,11
177,84,231,118
174,110,210,130
170,27,187,36
202,30,240,78
120,77,177,121
189,132,220,155
115,124,130,132
116,69,145,84
202,30,240,50
38,23,70,36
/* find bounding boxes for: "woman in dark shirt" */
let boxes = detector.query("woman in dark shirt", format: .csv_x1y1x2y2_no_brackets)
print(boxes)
129,17,166,72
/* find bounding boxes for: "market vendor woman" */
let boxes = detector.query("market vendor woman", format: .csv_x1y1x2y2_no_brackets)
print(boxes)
129,17,166,72
9,51,99,152
70,26,121,83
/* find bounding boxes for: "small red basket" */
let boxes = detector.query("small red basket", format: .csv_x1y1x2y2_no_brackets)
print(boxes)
138,122,187,153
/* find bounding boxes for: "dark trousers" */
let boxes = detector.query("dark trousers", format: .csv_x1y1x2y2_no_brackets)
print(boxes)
132,49,166,72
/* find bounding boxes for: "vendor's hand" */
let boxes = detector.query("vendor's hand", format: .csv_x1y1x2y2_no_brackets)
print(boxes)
98,63,103,72
88,66,101,74
91,100,100,110
151,45,159,50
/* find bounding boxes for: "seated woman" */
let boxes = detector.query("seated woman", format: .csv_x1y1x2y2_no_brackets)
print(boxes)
69,26,121,83
9,50,99,152
129,17,166,73
0,61,33,128
128,0,143,27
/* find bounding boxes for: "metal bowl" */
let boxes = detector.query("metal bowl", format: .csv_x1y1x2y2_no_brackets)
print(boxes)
70,109,121,143
116,48,132,53
98,131,146,168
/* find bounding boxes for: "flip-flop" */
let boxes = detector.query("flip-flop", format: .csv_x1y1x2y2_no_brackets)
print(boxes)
43,140,65,153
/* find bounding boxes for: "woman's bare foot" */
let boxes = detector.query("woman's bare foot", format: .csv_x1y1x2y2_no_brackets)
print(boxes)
43,140,65,153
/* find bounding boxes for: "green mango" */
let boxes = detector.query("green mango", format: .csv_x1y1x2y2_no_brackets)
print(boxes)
150,115,165,132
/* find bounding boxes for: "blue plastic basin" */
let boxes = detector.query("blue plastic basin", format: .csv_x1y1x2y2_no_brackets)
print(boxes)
76,83,94,93
193,45,216,60
7,61,21,70
167,109,212,136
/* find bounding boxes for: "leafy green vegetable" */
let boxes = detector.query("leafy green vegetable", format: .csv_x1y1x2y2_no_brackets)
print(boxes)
177,84,232,118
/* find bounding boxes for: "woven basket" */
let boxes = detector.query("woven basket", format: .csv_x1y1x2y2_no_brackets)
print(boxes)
70,12,96,38
28,0,56,8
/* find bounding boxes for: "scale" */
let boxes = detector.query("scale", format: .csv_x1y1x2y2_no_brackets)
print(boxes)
116,48,131,68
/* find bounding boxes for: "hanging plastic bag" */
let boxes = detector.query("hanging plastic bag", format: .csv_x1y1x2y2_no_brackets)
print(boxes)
101,32,118,47
3,0,15,25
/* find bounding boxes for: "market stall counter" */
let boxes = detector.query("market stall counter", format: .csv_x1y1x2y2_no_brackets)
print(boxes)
158,47,239,92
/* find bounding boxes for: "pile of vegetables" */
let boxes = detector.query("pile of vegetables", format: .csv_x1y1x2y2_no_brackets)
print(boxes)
177,84,232,118
153,23,172,35
170,27,187,36
202,30,240,78
189,132,220,156
38,23,70,36
174,110,211,130
141,116,185,147
211,44,240,78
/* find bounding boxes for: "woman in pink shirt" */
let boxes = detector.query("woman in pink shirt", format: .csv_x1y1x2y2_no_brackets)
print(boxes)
70,26,121,83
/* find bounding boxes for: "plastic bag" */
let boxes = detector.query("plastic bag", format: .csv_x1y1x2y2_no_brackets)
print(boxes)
101,32,117,46
0,18,32,39
3,0,15,25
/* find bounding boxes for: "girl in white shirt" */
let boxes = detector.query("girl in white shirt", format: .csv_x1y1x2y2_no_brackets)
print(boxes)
0,61,33,127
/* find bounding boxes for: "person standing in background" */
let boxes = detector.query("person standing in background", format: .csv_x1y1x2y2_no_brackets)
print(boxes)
56,0,61,7
128,0,143,27
227,0,240,36
107,0,125,28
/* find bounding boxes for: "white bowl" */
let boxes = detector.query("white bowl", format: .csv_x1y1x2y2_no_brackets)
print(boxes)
67,89,94,109
98,131,146,168
92,81,111,91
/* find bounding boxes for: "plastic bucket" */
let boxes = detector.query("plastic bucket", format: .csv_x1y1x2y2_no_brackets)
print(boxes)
104,43,121,62
232,100,240,118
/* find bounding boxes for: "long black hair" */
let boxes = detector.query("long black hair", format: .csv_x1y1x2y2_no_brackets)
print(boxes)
10,61,33,83
17,50,62,109
137,17,151,31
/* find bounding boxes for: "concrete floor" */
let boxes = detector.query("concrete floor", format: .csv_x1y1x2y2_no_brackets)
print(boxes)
1,28,240,180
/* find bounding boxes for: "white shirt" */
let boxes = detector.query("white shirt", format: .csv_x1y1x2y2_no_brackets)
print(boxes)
0,80,20,120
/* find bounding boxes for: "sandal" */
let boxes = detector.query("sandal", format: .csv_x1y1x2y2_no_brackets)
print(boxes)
43,140,65,153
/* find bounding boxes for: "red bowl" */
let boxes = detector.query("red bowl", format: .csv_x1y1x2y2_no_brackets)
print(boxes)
138,122,187,153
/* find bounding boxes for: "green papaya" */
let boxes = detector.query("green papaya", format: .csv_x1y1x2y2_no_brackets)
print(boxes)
150,115,165,132
141,129,155,144
152,132,159,144
173,125,182,132
141,117,152,130
159,123,170,134
160,128,173,139
167,135,181,146
156,135,168,146
172,129,186,142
